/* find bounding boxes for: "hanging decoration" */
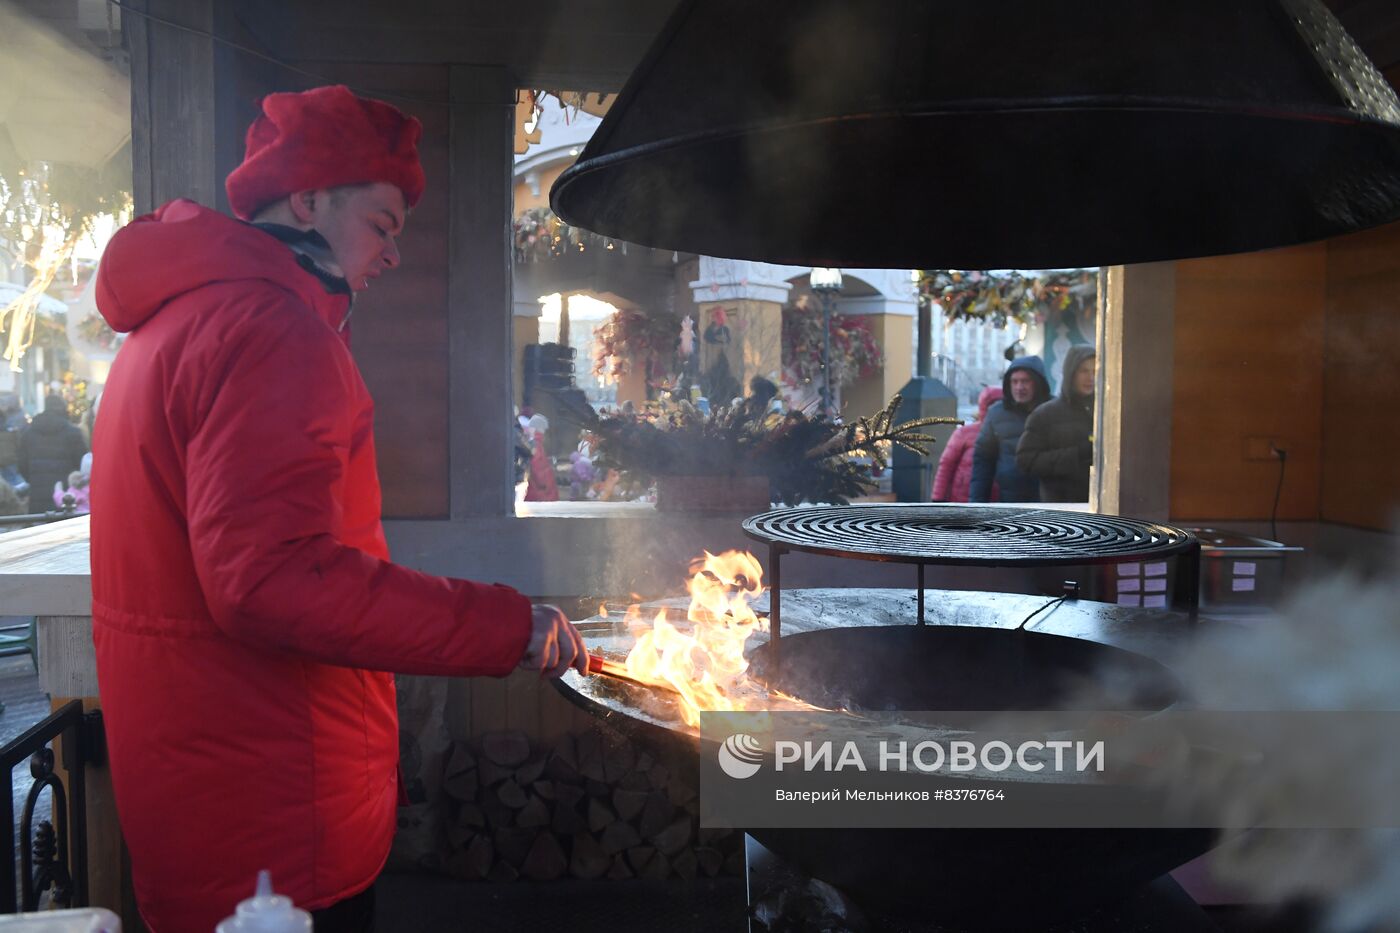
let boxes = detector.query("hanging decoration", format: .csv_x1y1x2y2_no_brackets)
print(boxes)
781,295,883,391
513,207,622,263
592,305,683,388
917,269,1098,327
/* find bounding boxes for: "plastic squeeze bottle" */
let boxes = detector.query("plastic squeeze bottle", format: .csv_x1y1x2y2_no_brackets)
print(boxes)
214,871,312,932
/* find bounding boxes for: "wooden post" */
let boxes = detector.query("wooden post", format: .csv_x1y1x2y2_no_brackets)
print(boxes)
449,66,517,518
1095,263,1176,519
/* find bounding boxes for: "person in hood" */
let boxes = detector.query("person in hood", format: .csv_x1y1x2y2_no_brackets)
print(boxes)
18,394,87,508
969,356,1051,502
90,86,588,933
931,385,1003,503
1017,345,1097,502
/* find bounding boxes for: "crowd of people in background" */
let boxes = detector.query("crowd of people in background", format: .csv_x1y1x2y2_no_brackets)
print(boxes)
933,345,1097,504
0,389,95,520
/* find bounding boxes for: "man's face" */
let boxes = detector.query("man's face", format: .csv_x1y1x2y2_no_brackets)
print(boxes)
1074,358,1097,398
301,182,407,292
1009,370,1036,404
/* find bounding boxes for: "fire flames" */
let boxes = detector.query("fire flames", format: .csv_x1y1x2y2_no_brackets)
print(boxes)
612,550,812,727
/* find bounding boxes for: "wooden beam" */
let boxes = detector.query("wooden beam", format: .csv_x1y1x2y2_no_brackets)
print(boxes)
1094,263,1176,521
449,66,517,517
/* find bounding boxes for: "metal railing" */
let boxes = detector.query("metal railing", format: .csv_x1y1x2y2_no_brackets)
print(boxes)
0,700,103,912
0,498,77,530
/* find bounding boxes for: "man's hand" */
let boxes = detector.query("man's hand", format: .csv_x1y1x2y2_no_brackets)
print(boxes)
519,604,589,678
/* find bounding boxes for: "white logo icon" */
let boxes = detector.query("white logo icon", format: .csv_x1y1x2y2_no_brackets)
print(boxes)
718,733,764,779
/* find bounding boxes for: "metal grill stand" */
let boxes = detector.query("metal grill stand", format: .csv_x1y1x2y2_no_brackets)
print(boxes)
743,505,1201,665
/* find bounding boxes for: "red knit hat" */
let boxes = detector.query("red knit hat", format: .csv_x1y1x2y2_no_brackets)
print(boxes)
225,85,425,220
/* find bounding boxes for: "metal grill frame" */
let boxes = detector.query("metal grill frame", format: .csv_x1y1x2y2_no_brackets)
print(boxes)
742,505,1201,664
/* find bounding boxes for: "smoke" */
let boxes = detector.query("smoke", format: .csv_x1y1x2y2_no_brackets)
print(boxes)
1114,556,1400,931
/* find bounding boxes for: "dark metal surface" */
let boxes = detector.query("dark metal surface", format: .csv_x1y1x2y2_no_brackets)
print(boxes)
552,0,1400,269
744,505,1197,566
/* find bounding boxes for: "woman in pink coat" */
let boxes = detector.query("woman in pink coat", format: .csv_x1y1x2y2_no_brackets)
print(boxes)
931,386,1003,502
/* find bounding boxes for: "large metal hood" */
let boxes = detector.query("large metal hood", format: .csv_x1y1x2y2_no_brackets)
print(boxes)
550,0,1400,269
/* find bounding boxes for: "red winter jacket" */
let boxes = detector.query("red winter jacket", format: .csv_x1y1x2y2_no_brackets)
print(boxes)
931,386,1003,503
90,200,532,933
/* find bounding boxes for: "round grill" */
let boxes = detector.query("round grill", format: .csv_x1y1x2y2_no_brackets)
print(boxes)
743,505,1196,566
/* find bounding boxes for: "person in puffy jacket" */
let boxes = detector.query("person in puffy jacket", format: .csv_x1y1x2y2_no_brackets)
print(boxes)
931,386,1002,502
1017,345,1097,502
90,86,588,933
18,394,87,508
969,356,1051,502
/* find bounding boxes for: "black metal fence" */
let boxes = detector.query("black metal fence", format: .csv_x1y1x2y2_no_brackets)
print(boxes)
0,700,103,912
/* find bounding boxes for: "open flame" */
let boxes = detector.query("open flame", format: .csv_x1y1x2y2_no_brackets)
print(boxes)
617,550,810,727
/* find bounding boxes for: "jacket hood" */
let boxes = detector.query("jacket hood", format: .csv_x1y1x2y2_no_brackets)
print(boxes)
96,200,350,334
976,385,1003,421
1001,355,1051,413
1059,345,1097,403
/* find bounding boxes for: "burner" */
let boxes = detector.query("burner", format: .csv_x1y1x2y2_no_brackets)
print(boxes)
743,505,1202,642
743,505,1196,566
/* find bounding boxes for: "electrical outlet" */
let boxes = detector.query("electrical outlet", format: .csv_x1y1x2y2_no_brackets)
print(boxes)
1243,436,1282,461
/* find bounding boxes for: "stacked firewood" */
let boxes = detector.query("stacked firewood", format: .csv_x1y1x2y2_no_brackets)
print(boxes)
441,728,744,882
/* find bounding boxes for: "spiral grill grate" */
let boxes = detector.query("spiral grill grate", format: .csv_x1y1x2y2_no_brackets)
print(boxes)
743,505,1196,566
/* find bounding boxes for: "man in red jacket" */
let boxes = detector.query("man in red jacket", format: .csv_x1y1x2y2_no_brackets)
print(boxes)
90,85,586,933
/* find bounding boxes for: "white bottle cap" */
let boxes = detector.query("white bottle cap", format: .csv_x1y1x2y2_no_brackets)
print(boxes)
213,871,312,933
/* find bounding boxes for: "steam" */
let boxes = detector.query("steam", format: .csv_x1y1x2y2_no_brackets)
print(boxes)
1111,556,1400,931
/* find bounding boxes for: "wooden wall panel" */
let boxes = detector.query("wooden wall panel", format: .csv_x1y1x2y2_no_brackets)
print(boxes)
293,64,453,518
1170,246,1327,521
1322,220,1400,530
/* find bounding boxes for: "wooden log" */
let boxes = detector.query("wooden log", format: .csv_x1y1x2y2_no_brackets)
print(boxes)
568,831,611,880
457,802,486,829
618,771,651,792
442,743,479,801
497,778,529,809
602,735,637,782
641,851,671,881
495,827,536,868
447,814,477,850
551,785,587,835
585,779,611,798
612,788,648,822
607,854,633,880
636,751,655,773
486,860,520,883
651,815,692,856
625,845,656,875
587,798,616,834
695,846,724,877
447,835,494,881
520,832,568,881
672,849,698,880
637,793,677,840
478,757,515,787
600,820,642,854
467,835,495,880
515,752,548,787
546,734,580,784
481,730,531,768
666,773,698,807
697,827,730,846
576,731,607,782
723,849,745,876
532,780,556,801
554,782,586,810
516,795,550,829
481,792,515,830
648,764,670,788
